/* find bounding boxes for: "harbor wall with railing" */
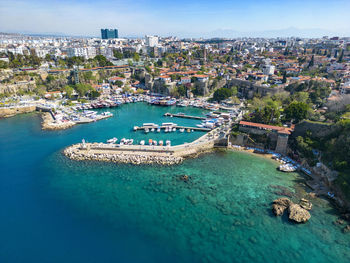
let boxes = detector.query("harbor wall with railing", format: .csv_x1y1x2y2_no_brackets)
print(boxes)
64,127,222,165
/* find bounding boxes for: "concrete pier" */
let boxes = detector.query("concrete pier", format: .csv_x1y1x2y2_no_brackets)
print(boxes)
133,125,211,132
164,112,206,120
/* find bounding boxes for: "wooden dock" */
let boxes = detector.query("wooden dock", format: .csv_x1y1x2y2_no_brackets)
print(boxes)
164,112,206,120
133,125,211,132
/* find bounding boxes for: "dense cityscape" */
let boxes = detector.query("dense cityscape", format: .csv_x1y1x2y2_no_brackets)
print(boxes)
1,6,350,262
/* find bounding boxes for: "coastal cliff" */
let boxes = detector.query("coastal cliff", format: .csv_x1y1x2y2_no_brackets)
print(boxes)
0,105,36,118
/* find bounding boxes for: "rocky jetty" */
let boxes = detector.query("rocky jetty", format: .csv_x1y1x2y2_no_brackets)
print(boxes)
272,197,312,223
41,112,75,130
64,146,183,165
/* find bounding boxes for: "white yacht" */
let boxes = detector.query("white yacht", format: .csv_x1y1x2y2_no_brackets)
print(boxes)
107,137,118,144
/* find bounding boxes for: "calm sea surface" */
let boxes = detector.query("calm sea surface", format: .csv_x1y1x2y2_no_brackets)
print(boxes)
0,103,349,263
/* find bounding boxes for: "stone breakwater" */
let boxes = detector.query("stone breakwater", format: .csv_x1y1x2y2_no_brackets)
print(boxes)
64,145,184,165
64,129,219,165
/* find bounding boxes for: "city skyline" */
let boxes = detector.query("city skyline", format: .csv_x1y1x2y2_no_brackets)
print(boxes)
1,0,350,38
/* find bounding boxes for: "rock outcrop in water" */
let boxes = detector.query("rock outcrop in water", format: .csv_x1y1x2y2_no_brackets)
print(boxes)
288,204,311,223
272,197,311,223
299,198,312,210
272,197,292,216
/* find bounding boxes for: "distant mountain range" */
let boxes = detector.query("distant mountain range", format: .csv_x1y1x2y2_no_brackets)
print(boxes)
200,27,347,38
1,27,349,39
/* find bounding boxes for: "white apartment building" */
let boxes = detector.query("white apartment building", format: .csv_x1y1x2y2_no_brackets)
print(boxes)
145,35,158,47
67,47,96,59
35,48,49,58
263,65,275,75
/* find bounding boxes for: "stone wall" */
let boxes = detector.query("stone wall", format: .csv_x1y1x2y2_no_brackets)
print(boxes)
152,80,176,96
292,120,338,138
228,78,283,99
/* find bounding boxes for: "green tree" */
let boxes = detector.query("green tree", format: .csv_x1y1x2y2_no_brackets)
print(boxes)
0,60,8,69
308,55,314,68
93,55,113,67
74,83,92,97
177,85,187,97
113,50,123,59
34,86,46,97
282,71,287,84
90,89,101,99
213,87,233,102
284,101,309,123
292,92,309,104
115,80,123,87
338,49,344,63
133,53,140,62
250,100,280,124
63,85,74,98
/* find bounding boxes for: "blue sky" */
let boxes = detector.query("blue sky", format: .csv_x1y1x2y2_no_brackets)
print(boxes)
0,0,349,37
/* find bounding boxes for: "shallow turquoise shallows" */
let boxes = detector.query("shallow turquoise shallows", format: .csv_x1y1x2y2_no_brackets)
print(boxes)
0,103,349,263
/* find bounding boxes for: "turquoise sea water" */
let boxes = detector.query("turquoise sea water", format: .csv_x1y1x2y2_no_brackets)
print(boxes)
0,103,349,263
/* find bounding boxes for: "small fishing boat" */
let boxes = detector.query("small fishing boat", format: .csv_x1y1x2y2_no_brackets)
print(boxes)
166,140,171,146
180,128,185,132
140,140,145,145
159,140,163,146
278,164,297,172
157,127,161,132
107,137,118,144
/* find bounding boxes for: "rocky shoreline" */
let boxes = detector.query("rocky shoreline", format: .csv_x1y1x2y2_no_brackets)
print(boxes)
64,145,184,165
0,105,36,118
41,112,76,130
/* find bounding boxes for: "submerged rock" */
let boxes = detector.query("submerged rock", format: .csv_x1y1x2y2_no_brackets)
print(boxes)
179,174,190,182
270,185,294,198
272,197,292,216
343,225,350,234
288,204,311,223
334,219,345,226
299,198,312,211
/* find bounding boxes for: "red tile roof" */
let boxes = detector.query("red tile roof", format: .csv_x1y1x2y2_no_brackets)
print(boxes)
239,121,293,135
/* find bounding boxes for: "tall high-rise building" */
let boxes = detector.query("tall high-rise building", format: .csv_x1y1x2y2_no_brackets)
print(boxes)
101,29,119,39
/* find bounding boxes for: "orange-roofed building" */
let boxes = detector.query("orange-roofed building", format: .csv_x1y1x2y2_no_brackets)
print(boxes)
238,121,294,154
